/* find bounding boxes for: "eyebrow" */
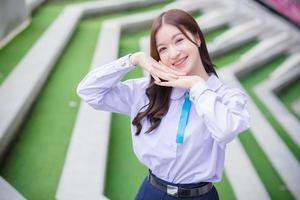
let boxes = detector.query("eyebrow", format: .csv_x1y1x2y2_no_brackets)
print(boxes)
157,32,183,48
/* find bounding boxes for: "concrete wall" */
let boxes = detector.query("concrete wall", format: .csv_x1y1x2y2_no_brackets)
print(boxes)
0,0,28,46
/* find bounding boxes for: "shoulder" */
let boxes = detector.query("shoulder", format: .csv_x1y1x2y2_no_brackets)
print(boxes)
207,74,247,100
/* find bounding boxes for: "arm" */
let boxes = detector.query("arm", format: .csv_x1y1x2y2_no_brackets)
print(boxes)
190,79,250,148
76,54,139,116
77,51,185,116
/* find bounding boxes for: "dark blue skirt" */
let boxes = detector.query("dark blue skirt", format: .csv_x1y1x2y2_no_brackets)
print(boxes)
135,174,219,200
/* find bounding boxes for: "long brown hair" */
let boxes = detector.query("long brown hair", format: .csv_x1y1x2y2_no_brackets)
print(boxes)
132,9,217,136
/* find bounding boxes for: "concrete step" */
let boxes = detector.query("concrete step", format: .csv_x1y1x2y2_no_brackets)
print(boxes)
56,1,166,199
0,0,164,164
254,55,300,147
0,176,26,200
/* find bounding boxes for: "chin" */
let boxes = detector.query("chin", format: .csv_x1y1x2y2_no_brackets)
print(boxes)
181,64,193,74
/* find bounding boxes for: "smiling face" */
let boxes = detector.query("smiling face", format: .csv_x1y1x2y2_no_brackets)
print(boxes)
155,24,202,75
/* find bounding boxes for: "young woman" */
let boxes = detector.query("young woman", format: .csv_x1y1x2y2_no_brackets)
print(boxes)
77,9,250,200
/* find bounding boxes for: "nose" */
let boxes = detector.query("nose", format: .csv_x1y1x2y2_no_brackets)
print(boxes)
169,46,180,60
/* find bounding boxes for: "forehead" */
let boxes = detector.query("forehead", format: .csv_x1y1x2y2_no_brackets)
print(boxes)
156,24,182,44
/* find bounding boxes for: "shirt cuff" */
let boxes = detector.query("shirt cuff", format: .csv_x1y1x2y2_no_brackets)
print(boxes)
113,54,136,71
189,80,211,103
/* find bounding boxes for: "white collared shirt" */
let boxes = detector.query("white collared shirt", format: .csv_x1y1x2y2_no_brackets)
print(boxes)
77,54,250,184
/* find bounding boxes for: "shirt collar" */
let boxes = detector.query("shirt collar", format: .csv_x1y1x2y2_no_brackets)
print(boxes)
206,73,223,91
170,73,222,100
170,87,187,100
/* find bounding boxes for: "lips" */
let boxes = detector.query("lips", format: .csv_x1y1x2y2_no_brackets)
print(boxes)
173,56,188,67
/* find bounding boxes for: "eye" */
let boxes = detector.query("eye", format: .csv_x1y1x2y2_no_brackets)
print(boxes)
175,38,184,44
158,47,166,53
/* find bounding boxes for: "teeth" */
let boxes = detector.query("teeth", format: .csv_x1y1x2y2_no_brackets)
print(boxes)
174,57,186,66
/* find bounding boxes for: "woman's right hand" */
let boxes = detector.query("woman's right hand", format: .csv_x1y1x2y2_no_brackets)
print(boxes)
129,52,186,83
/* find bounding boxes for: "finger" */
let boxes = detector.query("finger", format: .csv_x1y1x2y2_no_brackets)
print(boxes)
150,67,178,81
156,70,179,81
154,80,174,87
155,61,187,76
153,62,185,76
156,61,186,76
152,74,161,82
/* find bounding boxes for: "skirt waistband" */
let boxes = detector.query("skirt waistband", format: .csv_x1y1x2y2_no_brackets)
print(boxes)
148,169,209,188
148,170,213,198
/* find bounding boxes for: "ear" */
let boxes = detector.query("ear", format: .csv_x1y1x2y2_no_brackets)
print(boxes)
195,34,201,47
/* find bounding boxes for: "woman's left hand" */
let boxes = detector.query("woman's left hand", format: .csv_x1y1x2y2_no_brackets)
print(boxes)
154,75,204,89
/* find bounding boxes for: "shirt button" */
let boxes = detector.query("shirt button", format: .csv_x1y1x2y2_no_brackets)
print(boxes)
191,95,195,101
121,61,126,67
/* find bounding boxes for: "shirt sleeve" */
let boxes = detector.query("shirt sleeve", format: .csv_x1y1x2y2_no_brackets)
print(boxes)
189,80,251,147
76,54,141,117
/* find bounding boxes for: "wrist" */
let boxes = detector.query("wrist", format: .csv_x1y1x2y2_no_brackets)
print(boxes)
129,52,144,65
129,53,138,65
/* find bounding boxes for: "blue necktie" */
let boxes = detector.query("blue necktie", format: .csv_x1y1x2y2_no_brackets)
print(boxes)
176,91,192,144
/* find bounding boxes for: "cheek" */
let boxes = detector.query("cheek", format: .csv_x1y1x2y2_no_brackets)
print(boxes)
159,54,169,65
190,44,199,53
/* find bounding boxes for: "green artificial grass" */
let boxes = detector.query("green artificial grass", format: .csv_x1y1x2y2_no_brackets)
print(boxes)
204,26,229,43
0,15,101,200
0,3,65,84
214,172,237,200
239,130,294,199
213,40,258,68
0,0,172,84
2,0,298,199
105,16,300,200
240,55,300,162
204,30,297,198
0,1,174,200
104,30,147,200
278,79,300,121
202,26,258,69
240,55,298,199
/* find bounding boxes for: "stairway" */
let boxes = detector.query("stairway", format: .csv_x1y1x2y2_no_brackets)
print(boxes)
0,0,299,199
